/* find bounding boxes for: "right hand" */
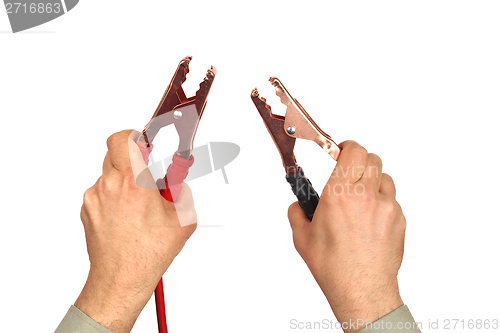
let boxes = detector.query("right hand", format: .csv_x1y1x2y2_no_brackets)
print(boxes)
288,141,406,333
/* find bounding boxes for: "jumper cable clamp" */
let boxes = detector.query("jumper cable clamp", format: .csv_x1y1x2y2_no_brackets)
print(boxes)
137,56,216,333
251,77,339,221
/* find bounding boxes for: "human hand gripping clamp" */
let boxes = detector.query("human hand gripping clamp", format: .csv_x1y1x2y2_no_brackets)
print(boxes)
136,56,216,333
251,78,340,221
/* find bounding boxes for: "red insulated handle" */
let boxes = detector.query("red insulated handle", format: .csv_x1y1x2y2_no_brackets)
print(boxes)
138,145,194,333
159,153,195,202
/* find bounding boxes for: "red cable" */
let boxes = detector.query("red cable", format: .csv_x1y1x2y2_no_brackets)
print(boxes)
140,145,194,333
155,278,168,333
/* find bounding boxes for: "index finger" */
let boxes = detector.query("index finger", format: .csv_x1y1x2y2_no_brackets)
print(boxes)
330,140,368,183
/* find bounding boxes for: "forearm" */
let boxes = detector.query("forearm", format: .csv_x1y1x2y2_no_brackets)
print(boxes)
73,269,157,333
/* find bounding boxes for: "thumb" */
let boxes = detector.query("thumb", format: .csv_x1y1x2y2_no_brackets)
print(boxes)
288,202,311,254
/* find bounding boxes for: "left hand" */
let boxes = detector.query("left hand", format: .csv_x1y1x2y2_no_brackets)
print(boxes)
75,130,197,333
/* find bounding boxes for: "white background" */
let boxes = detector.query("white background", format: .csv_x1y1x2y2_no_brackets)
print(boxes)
1,1,499,332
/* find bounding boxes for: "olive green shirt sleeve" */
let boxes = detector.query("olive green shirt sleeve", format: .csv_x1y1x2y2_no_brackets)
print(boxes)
55,304,420,333
55,305,114,333
358,305,422,333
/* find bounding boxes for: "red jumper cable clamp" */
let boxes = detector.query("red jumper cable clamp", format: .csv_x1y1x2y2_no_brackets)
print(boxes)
136,56,216,333
251,77,340,221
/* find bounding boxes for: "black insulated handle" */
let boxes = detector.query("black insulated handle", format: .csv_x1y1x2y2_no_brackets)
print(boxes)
286,167,320,221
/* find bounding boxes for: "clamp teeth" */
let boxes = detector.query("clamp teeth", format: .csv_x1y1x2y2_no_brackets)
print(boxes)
251,87,259,97
251,88,273,111
206,66,217,79
180,55,193,66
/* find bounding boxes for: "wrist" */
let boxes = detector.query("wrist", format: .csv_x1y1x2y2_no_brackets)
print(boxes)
75,269,156,333
326,280,403,333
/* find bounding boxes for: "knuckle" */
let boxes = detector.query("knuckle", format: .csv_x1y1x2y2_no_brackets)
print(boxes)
382,199,400,222
351,145,368,157
292,234,308,258
400,215,407,232
106,132,120,148
387,203,398,220
339,140,360,150
382,173,395,185
293,239,305,256
394,202,406,230
97,176,121,196
79,205,87,224
82,186,94,204
368,153,382,166
106,131,127,149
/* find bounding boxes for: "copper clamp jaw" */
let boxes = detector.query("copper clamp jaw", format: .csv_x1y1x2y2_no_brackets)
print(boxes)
251,77,340,176
137,56,217,160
